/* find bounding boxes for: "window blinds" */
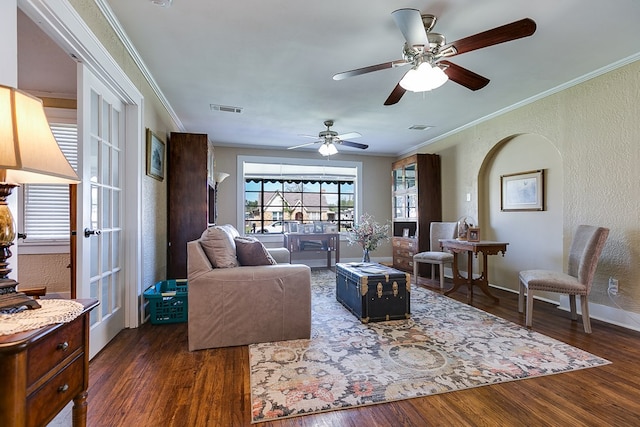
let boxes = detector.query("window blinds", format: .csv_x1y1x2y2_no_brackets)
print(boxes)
23,123,78,242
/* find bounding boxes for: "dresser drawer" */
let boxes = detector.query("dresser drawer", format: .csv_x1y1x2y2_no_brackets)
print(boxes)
27,354,84,427
393,256,414,272
392,237,417,250
393,246,415,259
27,316,84,387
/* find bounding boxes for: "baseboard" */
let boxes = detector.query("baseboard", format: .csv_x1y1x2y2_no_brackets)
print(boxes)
558,295,640,333
490,284,640,333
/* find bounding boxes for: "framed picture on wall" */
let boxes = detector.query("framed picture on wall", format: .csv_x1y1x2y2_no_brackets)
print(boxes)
500,169,544,211
146,128,165,181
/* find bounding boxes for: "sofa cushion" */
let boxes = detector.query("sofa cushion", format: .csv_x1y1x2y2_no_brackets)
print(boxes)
235,236,277,266
200,226,239,268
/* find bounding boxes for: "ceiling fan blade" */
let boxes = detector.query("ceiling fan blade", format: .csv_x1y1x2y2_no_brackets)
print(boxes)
287,141,320,150
440,60,490,91
444,18,536,56
336,132,361,140
339,140,369,150
392,8,428,48
333,60,407,80
384,83,407,106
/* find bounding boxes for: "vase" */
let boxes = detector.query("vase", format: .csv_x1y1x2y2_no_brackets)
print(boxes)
362,248,370,263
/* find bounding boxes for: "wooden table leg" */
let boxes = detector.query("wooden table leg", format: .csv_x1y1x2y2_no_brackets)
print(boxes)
473,251,500,303
444,252,464,296
72,391,88,427
466,251,474,304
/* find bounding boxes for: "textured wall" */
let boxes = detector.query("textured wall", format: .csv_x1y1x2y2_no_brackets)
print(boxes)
18,253,71,295
426,59,640,311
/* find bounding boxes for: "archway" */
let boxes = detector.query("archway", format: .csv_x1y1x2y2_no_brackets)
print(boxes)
478,133,563,295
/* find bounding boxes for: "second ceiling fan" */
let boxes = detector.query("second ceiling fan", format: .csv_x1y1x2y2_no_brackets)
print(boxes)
333,8,537,105
288,120,368,156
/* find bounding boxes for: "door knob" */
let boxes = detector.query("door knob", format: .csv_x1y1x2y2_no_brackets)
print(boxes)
84,228,102,238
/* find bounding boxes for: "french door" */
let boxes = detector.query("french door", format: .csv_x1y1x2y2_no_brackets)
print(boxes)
78,66,125,358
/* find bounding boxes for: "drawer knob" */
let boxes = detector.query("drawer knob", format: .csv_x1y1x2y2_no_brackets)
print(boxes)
58,384,69,393
57,342,69,351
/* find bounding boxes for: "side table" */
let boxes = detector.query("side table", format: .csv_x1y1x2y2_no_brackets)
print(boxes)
0,299,98,427
439,239,508,304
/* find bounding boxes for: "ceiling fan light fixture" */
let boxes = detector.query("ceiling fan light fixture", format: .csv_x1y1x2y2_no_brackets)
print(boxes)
399,62,448,92
318,142,338,156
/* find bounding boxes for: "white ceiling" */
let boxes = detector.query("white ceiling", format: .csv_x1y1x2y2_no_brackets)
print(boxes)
21,1,640,157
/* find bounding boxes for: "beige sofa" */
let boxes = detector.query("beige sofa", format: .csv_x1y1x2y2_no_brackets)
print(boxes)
187,225,312,351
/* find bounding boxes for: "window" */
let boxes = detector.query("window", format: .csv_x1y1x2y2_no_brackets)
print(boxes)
238,156,362,235
21,123,78,246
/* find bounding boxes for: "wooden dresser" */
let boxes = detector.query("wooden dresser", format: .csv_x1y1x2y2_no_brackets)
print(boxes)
392,237,418,272
0,299,98,427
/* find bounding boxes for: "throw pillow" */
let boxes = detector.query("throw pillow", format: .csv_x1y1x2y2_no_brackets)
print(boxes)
199,226,239,268
234,236,277,266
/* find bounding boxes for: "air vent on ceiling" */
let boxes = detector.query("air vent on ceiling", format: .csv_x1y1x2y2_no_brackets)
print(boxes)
408,125,433,131
210,104,243,114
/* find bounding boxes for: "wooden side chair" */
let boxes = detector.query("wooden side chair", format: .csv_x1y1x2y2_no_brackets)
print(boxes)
413,222,457,289
518,225,609,333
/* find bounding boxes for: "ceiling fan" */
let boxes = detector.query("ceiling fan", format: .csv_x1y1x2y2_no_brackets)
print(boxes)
333,8,536,105
288,120,368,156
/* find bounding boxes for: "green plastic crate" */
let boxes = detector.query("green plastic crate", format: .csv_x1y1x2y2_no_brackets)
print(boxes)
144,279,188,324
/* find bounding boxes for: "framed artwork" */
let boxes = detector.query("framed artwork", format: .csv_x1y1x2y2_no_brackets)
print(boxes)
146,128,165,181
467,227,480,242
500,169,544,211
314,222,325,233
324,224,338,233
403,228,410,238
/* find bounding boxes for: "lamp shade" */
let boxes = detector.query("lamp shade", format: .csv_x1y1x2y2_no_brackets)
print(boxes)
0,85,79,184
214,172,229,184
399,63,449,92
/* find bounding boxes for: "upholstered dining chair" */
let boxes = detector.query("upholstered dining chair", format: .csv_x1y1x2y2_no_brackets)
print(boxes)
413,222,457,289
518,225,609,333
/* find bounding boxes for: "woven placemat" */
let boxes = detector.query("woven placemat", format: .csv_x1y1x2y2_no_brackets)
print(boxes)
0,299,85,336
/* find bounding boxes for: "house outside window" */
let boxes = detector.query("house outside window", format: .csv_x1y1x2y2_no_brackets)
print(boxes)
238,157,362,235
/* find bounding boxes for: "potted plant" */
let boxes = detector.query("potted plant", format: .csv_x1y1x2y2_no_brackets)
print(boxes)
347,213,390,262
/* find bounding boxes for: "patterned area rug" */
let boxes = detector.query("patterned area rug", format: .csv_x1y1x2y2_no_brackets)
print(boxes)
249,270,610,423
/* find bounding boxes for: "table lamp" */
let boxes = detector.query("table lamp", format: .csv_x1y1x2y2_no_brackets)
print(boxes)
0,84,80,309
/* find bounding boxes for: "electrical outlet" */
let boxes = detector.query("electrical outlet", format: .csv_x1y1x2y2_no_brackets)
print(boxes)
608,277,619,295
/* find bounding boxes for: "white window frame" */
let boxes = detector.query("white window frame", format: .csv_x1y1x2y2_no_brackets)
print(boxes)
236,155,363,242
18,107,77,255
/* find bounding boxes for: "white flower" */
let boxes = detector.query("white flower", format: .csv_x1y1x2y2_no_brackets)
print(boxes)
347,213,390,252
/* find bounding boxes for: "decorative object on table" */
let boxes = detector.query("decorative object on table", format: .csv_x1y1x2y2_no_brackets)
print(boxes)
212,171,229,224
467,227,480,242
323,223,338,233
456,216,475,240
146,128,165,181
347,213,390,262
500,169,545,211
249,269,610,423
0,85,80,310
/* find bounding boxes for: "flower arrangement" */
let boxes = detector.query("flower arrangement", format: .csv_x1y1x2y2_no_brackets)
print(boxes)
347,213,390,252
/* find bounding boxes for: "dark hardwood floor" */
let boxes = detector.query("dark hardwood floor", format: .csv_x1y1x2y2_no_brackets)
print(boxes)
87,277,640,426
